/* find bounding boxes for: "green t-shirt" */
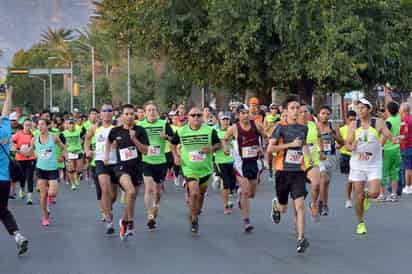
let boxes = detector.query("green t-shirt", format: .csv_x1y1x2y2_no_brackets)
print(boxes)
63,129,83,153
214,127,233,164
177,124,214,179
140,119,168,165
384,114,401,151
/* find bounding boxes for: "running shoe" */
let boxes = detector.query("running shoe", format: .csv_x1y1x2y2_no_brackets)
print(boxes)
345,200,352,209
165,169,173,181
9,193,16,199
15,233,28,256
318,201,323,216
223,207,232,215
26,194,33,205
296,238,310,253
42,218,50,227
100,212,106,222
363,197,371,212
191,218,199,234
126,222,135,237
356,222,367,235
321,205,329,216
376,194,386,202
19,189,26,199
243,223,254,233
271,198,281,224
147,214,156,230
388,193,398,202
119,219,127,240
228,197,234,209
71,184,77,191
106,222,115,234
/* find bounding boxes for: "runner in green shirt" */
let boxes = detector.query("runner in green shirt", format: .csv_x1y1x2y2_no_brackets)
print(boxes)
171,107,221,234
214,112,235,215
140,102,174,230
380,101,401,202
83,108,99,182
61,119,85,190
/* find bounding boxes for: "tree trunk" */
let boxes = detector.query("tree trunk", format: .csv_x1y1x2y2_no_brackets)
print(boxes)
297,79,315,105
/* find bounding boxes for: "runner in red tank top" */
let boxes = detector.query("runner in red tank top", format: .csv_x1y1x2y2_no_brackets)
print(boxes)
223,104,266,233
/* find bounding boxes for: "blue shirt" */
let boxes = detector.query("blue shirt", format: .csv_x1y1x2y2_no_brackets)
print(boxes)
0,117,11,181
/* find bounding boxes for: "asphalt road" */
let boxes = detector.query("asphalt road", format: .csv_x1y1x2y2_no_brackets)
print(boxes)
1,170,412,274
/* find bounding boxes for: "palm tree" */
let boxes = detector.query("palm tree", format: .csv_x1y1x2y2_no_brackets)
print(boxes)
41,27,74,63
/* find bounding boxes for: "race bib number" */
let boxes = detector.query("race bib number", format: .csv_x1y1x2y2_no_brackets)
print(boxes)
39,149,52,160
189,151,206,163
285,149,303,164
147,145,161,156
357,152,372,161
323,140,332,153
68,153,79,160
242,146,258,159
20,144,30,153
119,147,138,161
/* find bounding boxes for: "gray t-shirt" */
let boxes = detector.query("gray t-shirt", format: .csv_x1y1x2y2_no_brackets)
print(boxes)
272,123,308,171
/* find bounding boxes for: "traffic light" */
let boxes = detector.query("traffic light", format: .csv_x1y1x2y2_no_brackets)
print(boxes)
74,81,79,97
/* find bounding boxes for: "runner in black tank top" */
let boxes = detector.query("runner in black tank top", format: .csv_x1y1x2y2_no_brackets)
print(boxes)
223,104,266,233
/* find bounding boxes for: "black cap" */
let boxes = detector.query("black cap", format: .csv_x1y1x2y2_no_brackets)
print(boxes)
236,104,249,113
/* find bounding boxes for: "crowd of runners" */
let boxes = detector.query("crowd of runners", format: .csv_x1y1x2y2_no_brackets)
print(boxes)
1,85,412,256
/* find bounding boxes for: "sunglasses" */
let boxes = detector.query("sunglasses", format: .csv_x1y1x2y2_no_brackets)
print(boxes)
190,114,202,118
102,109,113,113
239,111,249,114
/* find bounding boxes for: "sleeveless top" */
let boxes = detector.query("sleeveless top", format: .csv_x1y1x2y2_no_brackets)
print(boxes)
35,134,58,171
350,118,382,170
236,120,260,161
95,126,117,164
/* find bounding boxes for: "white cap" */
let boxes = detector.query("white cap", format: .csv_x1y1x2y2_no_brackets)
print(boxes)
358,98,373,109
73,108,79,113
9,112,18,121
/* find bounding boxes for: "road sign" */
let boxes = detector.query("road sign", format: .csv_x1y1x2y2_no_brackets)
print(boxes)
9,69,29,74
29,68,71,75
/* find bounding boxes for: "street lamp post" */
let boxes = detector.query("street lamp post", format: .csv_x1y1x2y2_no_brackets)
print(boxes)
127,47,131,104
70,61,73,112
91,46,95,108
65,40,95,108
49,71,53,110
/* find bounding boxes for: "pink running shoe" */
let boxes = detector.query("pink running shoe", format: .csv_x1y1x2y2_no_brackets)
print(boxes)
42,218,50,226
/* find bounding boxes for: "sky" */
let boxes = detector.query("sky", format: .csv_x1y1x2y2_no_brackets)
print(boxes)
0,0,95,78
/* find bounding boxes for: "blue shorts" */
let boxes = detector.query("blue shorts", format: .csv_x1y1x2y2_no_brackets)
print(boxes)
401,148,412,170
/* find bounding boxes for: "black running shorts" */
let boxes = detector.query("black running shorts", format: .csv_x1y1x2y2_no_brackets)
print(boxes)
275,171,307,205
143,162,167,184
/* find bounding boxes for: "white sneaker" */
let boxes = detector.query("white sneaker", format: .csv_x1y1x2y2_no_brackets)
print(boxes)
407,186,412,194
402,187,409,194
376,194,386,202
345,200,352,208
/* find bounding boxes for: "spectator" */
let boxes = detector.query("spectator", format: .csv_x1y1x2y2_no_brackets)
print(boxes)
0,85,29,255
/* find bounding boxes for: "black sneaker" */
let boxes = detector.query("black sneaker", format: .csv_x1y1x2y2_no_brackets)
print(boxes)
147,217,156,230
106,222,115,235
297,238,310,253
321,205,329,216
318,201,323,216
271,198,281,224
191,218,199,234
